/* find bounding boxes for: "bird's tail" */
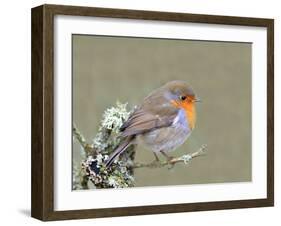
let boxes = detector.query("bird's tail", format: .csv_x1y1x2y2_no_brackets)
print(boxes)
105,137,132,168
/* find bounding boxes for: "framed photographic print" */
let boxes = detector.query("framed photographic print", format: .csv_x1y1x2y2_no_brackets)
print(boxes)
31,4,274,221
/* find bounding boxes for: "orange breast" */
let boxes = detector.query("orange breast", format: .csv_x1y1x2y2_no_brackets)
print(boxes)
171,100,196,129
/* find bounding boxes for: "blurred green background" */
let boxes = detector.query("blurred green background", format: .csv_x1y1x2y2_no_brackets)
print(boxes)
72,35,252,187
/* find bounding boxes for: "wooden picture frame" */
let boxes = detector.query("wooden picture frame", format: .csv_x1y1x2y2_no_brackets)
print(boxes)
31,4,274,221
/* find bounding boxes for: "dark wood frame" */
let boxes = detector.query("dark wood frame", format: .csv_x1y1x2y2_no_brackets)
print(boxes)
31,4,274,221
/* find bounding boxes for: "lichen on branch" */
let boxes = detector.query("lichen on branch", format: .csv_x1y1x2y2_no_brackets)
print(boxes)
73,102,136,189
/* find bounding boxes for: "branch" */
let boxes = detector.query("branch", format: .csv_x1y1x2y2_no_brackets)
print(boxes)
131,144,207,169
73,124,95,156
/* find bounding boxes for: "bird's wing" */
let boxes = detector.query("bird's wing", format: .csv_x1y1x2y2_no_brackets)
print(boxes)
120,97,178,137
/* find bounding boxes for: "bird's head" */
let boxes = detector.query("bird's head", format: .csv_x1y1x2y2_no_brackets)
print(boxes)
164,80,200,106
164,80,200,129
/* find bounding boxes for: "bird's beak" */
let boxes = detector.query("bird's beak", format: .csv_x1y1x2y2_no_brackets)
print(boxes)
193,97,201,103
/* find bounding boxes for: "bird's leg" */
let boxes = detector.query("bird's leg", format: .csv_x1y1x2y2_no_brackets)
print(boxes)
153,152,160,162
160,151,175,169
149,153,162,168
160,151,174,162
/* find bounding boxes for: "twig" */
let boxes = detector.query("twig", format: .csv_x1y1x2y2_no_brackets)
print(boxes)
73,124,95,156
132,144,207,169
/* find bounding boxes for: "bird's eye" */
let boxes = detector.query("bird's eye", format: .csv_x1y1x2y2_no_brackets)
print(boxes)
180,95,187,101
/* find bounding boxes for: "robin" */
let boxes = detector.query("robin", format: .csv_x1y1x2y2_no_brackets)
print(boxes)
106,80,200,167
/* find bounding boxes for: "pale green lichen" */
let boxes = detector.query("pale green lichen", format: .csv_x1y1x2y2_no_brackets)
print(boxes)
180,154,193,164
81,154,135,188
93,101,131,152
100,101,131,133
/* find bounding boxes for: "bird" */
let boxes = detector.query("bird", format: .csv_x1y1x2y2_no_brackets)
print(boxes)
105,80,200,168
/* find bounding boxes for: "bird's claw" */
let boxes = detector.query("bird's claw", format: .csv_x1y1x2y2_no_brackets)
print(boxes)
167,157,176,169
